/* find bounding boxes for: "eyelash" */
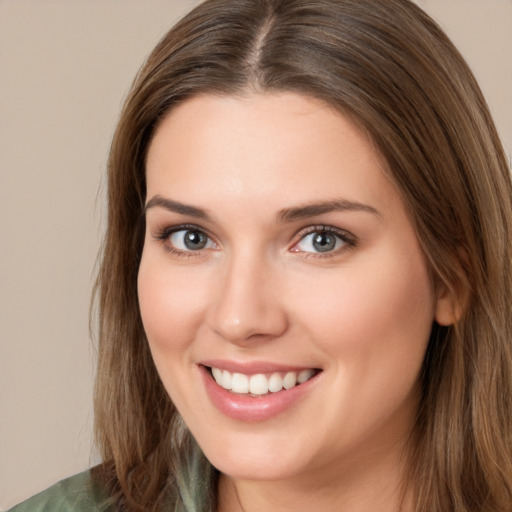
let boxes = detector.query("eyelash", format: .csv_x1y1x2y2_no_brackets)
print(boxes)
152,223,357,259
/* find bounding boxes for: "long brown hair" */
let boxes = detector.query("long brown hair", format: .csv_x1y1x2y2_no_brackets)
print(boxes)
93,0,512,510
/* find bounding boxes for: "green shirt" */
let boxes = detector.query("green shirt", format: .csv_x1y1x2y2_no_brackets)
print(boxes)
7,470,113,512
8,446,216,512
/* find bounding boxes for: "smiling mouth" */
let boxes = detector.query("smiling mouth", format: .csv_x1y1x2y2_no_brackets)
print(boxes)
207,366,321,396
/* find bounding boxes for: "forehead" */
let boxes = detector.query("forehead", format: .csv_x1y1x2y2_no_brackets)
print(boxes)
145,92,397,217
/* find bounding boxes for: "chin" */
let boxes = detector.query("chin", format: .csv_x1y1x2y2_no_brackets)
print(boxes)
211,454,301,482
197,429,316,482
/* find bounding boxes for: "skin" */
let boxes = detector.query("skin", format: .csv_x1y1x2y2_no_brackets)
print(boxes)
138,92,454,511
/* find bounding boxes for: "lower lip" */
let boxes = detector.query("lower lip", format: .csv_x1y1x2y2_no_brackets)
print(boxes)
199,365,320,422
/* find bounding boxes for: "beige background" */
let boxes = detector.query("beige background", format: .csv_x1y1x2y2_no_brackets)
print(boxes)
0,1,510,509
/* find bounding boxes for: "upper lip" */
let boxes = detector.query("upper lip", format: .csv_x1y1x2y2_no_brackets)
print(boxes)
200,359,321,374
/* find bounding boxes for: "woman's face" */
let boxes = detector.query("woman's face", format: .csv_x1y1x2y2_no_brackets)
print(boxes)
139,92,444,483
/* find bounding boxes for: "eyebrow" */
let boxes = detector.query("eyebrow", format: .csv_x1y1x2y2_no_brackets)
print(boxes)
145,195,379,223
145,195,212,220
276,199,380,223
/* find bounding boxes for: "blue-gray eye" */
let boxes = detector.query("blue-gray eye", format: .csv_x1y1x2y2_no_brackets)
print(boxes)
295,231,346,253
169,229,214,251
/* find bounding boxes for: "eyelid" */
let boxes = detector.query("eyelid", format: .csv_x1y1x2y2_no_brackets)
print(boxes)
153,223,209,238
294,224,354,238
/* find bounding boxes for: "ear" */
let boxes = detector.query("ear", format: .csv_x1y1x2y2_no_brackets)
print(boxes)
434,281,467,326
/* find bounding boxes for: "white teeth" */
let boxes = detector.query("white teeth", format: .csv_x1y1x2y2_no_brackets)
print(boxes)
249,374,268,395
282,371,297,389
231,373,249,394
210,367,316,395
298,368,315,384
268,372,283,393
212,367,222,383
221,370,232,390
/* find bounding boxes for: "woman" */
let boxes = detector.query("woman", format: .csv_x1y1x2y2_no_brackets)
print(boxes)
10,0,512,510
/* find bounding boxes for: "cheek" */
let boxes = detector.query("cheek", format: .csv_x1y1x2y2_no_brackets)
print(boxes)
295,247,435,368
137,255,210,356
287,248,435,445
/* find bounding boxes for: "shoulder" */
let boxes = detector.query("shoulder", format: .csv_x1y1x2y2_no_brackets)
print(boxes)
7,469,114,512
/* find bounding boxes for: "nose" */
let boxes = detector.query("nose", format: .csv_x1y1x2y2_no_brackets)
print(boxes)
208,250,289,345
